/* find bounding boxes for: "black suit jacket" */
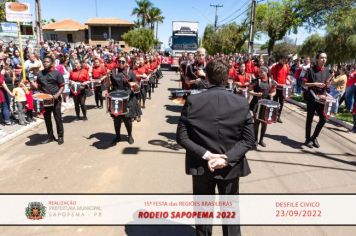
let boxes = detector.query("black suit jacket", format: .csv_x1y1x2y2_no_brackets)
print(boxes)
176,85,255,180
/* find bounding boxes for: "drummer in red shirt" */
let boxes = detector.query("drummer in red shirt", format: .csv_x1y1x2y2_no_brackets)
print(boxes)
235,62,251,90
105,54,116,72
70,59,90,121
271,54,292,123
90,58,107,109
150,56,159,88
135,57,149,107
245,54,255,75
228,59,238,81
145,56,154,97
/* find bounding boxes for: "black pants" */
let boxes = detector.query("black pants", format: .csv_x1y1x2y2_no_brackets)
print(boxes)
94,86,103,107
305,100,326,140
73,92,87,118
192,175,241,236
273,89,284,117
146,85,152,99
113,116,132,138
150,82,155,93
44,99,63,138
254,118,267,143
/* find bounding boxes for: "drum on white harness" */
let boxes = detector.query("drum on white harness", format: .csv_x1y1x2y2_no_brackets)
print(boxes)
106,90,130,117
311,90,336,119
70,82,85,96
256,99,280,124
277,85,292,99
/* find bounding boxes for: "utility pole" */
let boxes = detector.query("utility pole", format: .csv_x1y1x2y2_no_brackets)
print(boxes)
210,4,223,31
35,0,43,44
248,0,256,54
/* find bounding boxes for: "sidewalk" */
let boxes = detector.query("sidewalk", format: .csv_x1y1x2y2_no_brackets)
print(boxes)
0,101,74,145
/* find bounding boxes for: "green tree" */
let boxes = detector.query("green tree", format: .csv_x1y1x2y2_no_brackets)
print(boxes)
0,0,17,22
131,0,153,28
323,7,356,63
292,0,355,30
202,23,249,55
273,42,298,59
255,1,301,56
298,34,325,58
41,18,56,25
122,28,156,52
254,0,355,56
147,7,164,31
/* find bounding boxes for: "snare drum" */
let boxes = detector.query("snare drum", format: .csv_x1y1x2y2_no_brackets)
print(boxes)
171,90,189,98
106,90,130,117
236,87,250,99
256,99,280,124
315,95,336,119
33,93,54,113
70,82,85,96
281,85,292,99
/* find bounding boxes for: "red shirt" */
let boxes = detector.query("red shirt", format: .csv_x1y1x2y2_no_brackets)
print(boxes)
271,63,290,85
245,60,255,74
253,66,260,79
70,69,89,82
145,63,152,74
233,62,239,70
136,66,146,75
228,67,238,80
92,65,106,79
105,61,117,71
235,73,251,87
346,71,356,87
150,61,157,71
82,64,90,71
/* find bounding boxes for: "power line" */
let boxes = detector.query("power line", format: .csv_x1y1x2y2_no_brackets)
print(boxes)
218,0,250,24
223,6,251,25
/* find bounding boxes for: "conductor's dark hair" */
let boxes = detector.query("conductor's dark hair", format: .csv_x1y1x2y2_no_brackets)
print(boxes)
206,59,229,86
316,50,326,59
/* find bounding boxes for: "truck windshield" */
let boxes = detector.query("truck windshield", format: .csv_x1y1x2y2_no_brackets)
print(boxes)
172,35,198,50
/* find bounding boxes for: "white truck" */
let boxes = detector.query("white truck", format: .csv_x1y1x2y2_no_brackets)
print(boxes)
169,21,199,71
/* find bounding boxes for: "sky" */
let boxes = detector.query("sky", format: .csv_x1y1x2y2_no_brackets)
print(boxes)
22,0,325,48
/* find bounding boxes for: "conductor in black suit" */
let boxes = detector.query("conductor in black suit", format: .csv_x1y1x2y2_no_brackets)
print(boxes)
176,58,255,236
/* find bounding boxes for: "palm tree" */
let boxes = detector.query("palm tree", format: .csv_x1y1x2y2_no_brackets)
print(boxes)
131,0,153,28
147,7,165,31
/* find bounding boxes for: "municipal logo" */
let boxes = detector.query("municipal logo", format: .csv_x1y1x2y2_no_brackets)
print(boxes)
25,202,46,220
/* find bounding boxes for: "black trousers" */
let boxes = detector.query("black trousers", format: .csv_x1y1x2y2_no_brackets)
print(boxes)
254,118,267,142
306,99,326,140
73,92,87,118
192,175,241,236
44,99,63,138
113,116,132,138
273,89,284,116
94,86,103,107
